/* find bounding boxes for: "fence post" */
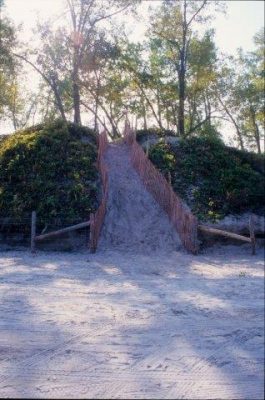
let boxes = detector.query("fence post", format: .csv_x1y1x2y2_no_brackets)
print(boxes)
167,171,172,186
31,211,36,253
145,142,149,158
89,213,96,253
249,214,256,255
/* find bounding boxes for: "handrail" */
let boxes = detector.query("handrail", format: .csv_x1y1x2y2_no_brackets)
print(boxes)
198,225,251,242
35,221,90,242
30,211,90,252
198,215,256,255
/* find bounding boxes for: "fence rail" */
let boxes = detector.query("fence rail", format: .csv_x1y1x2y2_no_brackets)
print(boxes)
199,215,256,255
123,124,198,254
35,221,90,242
30,212,90,252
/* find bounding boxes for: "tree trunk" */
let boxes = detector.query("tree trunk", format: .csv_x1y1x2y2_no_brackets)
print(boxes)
94,71,101,133
94,88,99,133
172,104,178,132
178,64,185,137
254,124,261,154
217,95,245,150
250,108,261,154
143,106,147,129
178,1,187,137
13,53,67,123
73,80,81,124
156,89,162,128
72,49,81,125
52,82,67,122
81,101,112,137
166,105,169,130
141,87,163,129
140,95,147,129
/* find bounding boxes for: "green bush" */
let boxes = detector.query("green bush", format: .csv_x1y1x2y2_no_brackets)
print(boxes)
0,120,99,230
136,128,176,144
148,136,264,221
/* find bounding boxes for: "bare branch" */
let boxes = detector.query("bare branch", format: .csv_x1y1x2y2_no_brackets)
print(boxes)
13,53,53,87
186,0,207,28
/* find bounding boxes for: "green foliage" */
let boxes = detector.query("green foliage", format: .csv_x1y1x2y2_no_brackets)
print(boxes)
136,128,176,143
148,137,264,221
0,120,99,229
0,3,17,119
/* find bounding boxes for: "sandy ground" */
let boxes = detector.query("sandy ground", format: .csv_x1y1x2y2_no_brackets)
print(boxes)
0,245,264,399
99,143,182,253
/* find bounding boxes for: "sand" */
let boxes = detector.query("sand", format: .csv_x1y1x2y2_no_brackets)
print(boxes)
99,143,182,253
0,244,264,399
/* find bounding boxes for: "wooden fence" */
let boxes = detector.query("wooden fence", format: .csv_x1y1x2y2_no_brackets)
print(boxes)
123,124,199,254
198,216,256,255
123,123,256,255
89,130,109,252
30,211,90,253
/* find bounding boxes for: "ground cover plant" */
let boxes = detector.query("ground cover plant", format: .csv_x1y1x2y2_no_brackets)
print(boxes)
137,129,265,222
0,120,99,231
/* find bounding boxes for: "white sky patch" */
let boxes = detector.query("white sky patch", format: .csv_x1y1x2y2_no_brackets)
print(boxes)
5,0,264,54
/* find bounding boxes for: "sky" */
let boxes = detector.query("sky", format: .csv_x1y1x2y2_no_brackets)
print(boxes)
4,0,264,55
1,0,264,140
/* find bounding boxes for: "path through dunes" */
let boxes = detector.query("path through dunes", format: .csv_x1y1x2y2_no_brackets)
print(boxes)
98,142,182,253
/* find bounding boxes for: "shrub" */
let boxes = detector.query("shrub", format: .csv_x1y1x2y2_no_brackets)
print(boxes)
136,128,177,144
148,136,264,221
0,120,99,230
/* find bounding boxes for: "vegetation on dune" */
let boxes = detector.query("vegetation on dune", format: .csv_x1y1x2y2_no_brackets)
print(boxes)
136,129,176,143
0,120,99,229
138,130,264,221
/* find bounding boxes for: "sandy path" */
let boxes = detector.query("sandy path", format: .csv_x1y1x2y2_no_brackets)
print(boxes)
99,143,182,253
0,245,264,399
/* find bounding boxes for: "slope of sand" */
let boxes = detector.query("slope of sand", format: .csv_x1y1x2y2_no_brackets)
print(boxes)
0,245,264,399
99,143,182,253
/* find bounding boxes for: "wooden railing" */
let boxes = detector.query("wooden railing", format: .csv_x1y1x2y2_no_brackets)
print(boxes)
123,124,256,255
123,124,199,254
89,130,109,252
30,211,90,253
198,215,256,255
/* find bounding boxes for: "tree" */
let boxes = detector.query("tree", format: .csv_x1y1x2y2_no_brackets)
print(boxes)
115,26,221,135
215,28,264,153
81,34,127,137
0,0,17,121
14,0,139,126
150,0,224,136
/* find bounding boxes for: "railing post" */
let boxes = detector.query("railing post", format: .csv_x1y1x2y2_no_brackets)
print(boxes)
191,216,199,255
249,214,256,255
31,211,36,253
89,213,96,253
167,171,172,185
